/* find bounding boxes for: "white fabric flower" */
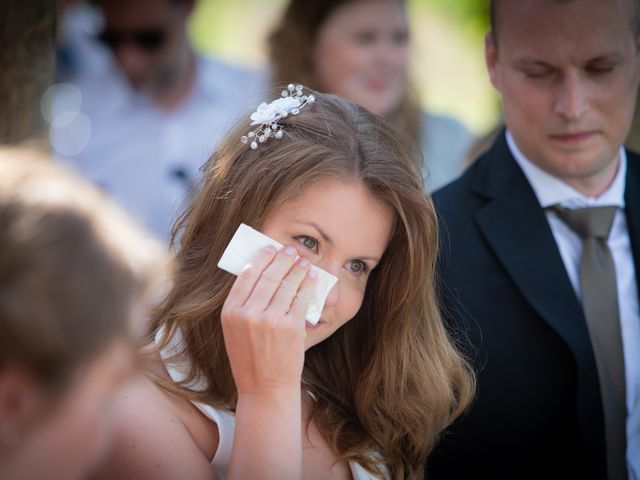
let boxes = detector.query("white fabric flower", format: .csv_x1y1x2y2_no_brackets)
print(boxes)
250,96,302,125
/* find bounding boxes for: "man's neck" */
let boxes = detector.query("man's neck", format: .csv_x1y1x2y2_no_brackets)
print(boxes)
506,131,623,199
506,130,625,203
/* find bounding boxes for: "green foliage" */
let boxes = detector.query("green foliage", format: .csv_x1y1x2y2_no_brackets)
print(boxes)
414,0,490,39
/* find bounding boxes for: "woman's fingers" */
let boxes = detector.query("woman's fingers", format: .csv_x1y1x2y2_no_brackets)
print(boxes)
267,257,311,316
225,245,277,307
223,242,321,324
287,268,319,322
244,245,297,310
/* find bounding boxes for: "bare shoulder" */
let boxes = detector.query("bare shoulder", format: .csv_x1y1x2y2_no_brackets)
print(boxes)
93,373,218,480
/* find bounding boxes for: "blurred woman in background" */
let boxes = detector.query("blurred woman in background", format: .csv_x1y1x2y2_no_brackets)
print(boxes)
0,148,166,480
269,0,474,191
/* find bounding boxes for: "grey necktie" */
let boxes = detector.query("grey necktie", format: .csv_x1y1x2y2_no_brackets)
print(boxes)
551,205,627,480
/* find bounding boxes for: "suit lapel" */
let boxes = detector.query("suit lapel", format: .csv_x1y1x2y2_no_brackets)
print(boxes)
471,133,605,477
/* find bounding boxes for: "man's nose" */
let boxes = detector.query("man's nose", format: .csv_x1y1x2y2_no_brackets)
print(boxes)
554,71,589,121
114,45,148,80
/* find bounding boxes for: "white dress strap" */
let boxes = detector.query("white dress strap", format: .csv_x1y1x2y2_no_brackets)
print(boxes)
190,403,235,479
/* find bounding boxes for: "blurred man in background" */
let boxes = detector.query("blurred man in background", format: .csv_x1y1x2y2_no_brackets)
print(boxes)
52,0,264,243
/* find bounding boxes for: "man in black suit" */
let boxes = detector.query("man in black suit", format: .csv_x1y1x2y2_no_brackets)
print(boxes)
427,0,640,479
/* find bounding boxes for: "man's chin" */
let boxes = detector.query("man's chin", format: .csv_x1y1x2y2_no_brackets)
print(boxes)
542,145,620,181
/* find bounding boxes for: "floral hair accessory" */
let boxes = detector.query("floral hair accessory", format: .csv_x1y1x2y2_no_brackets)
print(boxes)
241,84,315,149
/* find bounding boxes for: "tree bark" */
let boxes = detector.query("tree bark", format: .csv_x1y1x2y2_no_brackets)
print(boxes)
0,1,55,146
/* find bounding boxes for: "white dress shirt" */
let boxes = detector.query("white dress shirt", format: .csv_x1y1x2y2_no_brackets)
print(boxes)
507,131,640,478
51,56,266,244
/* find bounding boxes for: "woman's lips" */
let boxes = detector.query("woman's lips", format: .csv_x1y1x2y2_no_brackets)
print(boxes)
365,76,400,94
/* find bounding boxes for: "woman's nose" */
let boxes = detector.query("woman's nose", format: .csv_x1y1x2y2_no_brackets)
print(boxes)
323,280,340,306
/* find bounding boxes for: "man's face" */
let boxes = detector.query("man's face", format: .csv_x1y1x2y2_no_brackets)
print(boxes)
486,0,640,194
99,0,191,92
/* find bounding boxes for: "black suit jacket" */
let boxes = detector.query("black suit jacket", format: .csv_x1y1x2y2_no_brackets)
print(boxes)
427,133,640,479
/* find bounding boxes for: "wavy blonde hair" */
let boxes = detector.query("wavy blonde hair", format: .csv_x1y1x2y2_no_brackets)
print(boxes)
151,91,474,479
268,0,422,143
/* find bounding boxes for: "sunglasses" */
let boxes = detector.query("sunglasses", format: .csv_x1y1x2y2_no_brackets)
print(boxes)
96,28,166,53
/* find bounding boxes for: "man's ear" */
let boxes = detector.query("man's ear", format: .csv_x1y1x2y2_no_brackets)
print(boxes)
0,367,45,437
485,32,501,91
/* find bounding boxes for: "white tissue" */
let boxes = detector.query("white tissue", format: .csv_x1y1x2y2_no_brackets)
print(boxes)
217,223,337,325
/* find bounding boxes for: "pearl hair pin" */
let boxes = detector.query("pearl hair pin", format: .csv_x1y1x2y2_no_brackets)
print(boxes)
241,84,315,149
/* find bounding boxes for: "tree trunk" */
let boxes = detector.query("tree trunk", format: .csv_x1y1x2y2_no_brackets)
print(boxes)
0,1,55,146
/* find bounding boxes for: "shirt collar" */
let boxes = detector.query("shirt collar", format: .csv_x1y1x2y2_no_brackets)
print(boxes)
506,130,626,209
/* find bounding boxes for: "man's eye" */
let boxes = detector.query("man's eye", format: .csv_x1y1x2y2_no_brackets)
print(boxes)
587,64,614,75
296,235,318,251
523,69,553,79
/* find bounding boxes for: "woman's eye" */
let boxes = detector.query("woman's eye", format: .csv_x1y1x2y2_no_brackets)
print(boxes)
296,235,318,251
392,30,409,45
346,260,368,275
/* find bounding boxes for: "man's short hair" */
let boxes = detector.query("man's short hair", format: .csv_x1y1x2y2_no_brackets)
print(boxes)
490,0,640,46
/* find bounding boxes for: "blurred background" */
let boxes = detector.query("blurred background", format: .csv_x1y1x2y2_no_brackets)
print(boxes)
189,0,498,135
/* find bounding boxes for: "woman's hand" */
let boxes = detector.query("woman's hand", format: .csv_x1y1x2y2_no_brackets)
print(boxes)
221,244,318,395
222,244,317,479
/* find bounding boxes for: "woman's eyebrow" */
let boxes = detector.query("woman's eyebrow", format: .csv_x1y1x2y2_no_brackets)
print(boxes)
358,255,382,263
293,220,334,244
292,220,382,262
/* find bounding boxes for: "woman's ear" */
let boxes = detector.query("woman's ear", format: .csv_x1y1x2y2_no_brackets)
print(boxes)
0,367,46,443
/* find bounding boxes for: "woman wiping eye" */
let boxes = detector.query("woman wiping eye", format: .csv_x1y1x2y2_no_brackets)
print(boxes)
93,88,475,480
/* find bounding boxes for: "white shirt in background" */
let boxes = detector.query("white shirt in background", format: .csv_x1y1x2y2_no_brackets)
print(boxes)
51,56,266,244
